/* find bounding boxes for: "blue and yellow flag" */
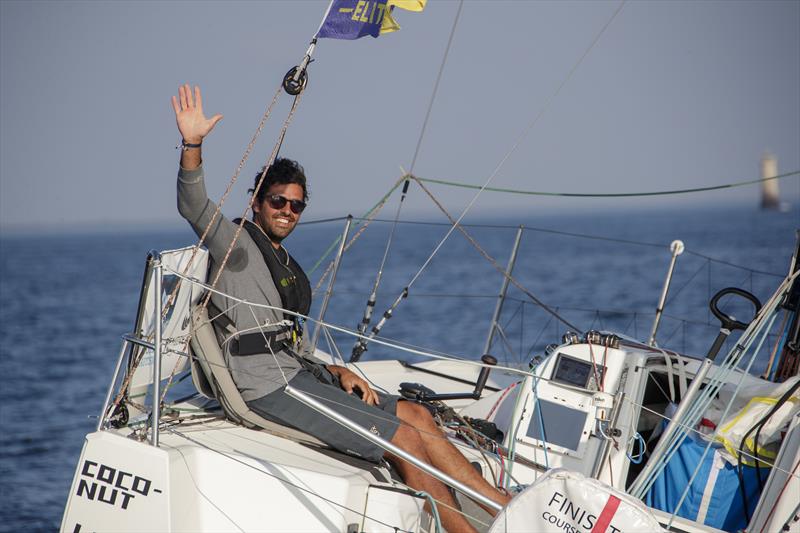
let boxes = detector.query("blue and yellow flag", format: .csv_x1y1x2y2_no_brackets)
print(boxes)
317,0,426,40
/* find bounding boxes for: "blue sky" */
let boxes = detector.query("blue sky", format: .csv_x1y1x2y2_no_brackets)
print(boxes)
1,0,798,232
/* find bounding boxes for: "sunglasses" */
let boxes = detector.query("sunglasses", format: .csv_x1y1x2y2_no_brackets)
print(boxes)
266,194,306,214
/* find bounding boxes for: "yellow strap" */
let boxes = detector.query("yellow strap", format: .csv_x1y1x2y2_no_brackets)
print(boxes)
715,396,798,466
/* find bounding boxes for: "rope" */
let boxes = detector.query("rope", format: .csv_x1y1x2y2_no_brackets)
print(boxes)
758,458,800,533
634,272,795,499
110,83,298,417
162,89,300,404
667,312,778,527
307,175,405,277
136,269,793,502
415,169,800,199
345,0,625,356
349,178,408,350
303,214,786,278
164,265,537,380
411,174,582,332
416,491,443,533
627,432,646,464
154,308,480,449
350,3,464,361
154,308,800,488
476,0,626,198
763,310,791,380
408,0,463,176
202,92,304,309
162,85,285,315
624,403,800,482
310,176,404,292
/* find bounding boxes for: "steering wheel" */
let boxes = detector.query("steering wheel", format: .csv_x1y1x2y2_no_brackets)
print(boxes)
709,287,762,331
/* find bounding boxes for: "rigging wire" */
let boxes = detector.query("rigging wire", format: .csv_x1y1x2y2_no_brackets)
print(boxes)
411,174,581,331
351,0,465,361
316,287,774,347
634,273,793,500
174,349,799,493
302,213,786,278
108,85,287,414
122,272,793,490
166,86,285,304
346,0,626,358
308,174,405,278
664,259,711,306
667,312,778,528
180,300,516,483
158,283,507,526
202,93,305,308
161,92,305,405
349,184,408,358
414,169,800,198
408,0,463,176
164,265,532,378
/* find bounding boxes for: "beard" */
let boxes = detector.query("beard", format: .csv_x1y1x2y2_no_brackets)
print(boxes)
260,213,296,243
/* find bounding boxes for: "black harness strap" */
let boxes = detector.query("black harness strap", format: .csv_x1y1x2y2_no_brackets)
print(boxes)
234,218,311,319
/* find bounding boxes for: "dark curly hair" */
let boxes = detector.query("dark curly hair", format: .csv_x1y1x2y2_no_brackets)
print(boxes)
249,157,309,203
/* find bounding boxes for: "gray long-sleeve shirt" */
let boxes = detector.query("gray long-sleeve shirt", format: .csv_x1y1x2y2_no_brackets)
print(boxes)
178,165,320,401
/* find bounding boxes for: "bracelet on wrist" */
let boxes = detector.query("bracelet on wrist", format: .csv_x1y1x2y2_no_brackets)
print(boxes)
177,139,202,151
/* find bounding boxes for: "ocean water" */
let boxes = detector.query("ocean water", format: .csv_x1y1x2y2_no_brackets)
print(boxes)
0,204,797,531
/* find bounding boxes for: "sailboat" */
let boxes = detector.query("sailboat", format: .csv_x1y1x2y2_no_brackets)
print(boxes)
60,2,800,532
58,228,800,532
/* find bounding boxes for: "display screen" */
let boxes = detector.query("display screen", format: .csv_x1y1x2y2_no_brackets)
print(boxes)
552,353,604,389
526,399,587,451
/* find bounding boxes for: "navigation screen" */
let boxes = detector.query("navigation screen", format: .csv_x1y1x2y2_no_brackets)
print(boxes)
526,399,587,451
552,353,603,389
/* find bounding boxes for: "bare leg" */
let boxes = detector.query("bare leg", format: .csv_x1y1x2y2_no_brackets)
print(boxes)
396,401,511,514
388,421,479,533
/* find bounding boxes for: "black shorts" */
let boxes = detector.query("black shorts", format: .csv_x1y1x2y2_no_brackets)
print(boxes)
247,368,401,463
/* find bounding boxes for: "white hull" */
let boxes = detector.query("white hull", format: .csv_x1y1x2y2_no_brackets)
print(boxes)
61,246,800,533
62,417,432,532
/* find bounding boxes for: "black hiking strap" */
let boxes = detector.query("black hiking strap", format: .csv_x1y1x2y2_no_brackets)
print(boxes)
205,296,326,379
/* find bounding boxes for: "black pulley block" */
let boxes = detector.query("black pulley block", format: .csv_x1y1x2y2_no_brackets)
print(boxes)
107,403,129,429
283,66,308,96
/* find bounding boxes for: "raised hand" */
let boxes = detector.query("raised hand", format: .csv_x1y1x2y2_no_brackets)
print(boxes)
171,84,223,144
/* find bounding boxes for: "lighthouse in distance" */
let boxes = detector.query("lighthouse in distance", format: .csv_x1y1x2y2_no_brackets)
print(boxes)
760,152,785,211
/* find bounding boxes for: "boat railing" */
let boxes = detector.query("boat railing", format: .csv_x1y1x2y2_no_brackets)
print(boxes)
96,251,165,445
96,246,532,445
301,214,791,371
90,247,527,514
151,251,163,446
93,240,798,530
96,247,210,445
